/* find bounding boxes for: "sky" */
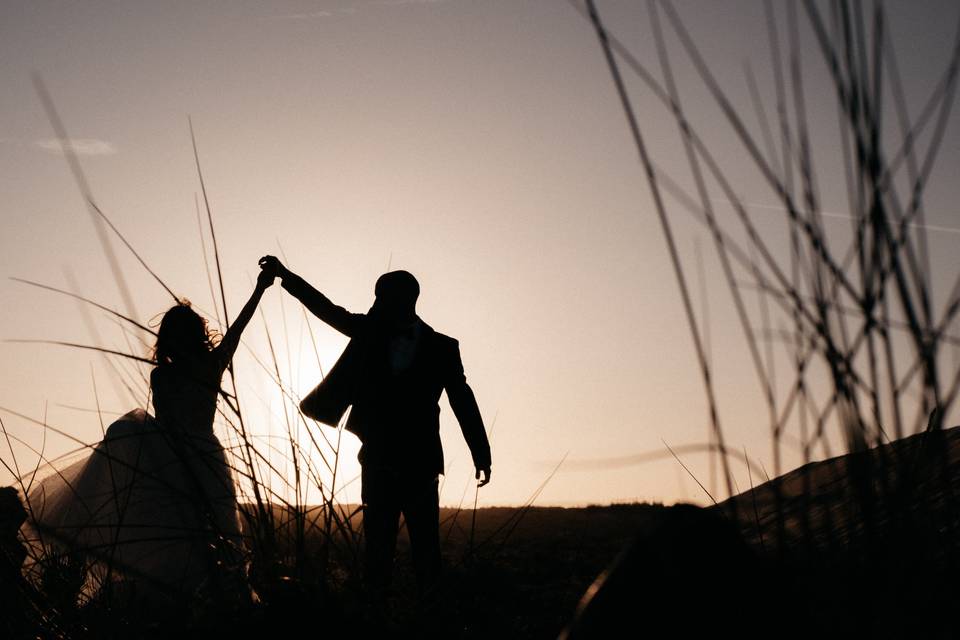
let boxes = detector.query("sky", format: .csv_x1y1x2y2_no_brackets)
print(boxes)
2,0,960,508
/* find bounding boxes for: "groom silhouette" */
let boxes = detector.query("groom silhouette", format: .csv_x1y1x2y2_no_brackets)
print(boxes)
258,256,491,604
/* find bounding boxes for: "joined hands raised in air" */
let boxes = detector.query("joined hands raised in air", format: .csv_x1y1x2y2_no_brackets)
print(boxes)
258,255,289,280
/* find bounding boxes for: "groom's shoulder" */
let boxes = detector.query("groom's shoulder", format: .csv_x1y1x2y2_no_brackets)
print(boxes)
421,321,460,351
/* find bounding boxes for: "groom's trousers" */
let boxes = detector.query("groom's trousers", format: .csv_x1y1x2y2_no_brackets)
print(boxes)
361,463,442,599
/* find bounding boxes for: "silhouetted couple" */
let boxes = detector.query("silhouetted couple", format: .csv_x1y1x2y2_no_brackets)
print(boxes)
24,256,490,620
258,256,492,613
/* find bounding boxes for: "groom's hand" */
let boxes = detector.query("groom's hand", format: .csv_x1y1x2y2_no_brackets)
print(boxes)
476,467,491,488
259,255,287,279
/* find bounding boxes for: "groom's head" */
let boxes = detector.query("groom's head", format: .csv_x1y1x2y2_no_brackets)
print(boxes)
373,270,419,324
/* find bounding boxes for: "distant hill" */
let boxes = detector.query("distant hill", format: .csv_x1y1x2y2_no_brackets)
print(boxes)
711,424,960,561
706,425,960,638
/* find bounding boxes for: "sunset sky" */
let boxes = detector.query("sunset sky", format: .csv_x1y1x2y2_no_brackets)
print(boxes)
2,0,959,508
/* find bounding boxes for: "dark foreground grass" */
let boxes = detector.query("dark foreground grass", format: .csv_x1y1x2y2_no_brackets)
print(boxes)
715,422,960,640
8,429,960,640
5,500,672,639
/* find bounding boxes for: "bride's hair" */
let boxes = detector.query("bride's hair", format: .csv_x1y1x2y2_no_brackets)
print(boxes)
152,300,220,365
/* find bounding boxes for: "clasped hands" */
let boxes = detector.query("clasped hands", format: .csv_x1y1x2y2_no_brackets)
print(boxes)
257,255,295,291
258,255,288,279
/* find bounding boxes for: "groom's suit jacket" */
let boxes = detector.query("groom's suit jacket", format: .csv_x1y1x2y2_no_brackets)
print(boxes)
282,273,491,476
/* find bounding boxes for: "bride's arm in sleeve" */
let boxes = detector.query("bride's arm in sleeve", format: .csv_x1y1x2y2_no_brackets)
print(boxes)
214,269,274,367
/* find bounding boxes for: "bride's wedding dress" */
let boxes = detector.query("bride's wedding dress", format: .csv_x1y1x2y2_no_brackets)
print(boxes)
25,354,244,605
21,271,274,613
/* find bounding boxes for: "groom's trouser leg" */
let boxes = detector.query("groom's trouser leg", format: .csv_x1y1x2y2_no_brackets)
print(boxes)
361,464,401,602
402,474,441,596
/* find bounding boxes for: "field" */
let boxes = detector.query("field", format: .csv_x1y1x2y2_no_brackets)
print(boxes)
7,419,960,639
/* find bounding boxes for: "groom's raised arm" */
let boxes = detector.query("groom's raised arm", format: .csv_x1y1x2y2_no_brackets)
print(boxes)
260,256,364,337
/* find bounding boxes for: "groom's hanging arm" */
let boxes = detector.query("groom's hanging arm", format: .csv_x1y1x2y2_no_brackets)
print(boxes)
443,339,492,487
259,255,364,337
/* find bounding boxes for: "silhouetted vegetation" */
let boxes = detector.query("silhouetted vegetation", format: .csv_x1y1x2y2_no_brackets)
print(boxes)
576,0,960,637
4,1,960,638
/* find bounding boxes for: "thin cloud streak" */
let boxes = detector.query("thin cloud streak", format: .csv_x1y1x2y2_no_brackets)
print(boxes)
35,138,118,156
266,0,447,20
714,198,960,235
376,0,448,5
266,9,342,20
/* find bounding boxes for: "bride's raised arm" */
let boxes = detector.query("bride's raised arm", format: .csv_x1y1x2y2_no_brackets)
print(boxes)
214,269,275,368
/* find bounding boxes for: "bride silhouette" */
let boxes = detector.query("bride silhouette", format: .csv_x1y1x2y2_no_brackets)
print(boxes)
24,267,275,609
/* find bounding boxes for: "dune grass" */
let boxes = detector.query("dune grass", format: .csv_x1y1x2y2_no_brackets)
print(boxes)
578,0,960,635
5,1,960,636
1,78,582,638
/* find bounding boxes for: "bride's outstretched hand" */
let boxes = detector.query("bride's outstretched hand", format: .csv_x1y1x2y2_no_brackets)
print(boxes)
219,260,276,360
256,268,275,290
